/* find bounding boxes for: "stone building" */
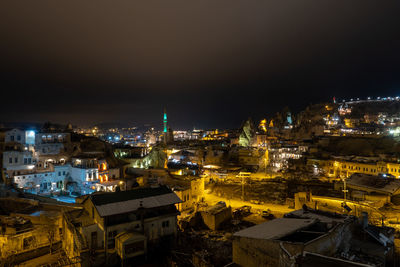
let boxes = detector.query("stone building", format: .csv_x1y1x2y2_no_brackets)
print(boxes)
200,202,231,230
0,199,63,264
2,142,35,179
308,157,400,179
35,132,71,153
232,209,394,267
343,173,400,205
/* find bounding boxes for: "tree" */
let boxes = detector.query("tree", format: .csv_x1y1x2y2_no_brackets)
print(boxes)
43,224,56,254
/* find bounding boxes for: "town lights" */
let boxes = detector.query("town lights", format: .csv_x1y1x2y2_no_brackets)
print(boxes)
334,161,339,168
27,130,35,137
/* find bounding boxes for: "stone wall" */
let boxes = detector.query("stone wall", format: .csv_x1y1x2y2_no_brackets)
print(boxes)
201,206,231,230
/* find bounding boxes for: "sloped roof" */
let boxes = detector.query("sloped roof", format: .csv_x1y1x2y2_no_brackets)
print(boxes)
91,186,171,205
90,186,182,217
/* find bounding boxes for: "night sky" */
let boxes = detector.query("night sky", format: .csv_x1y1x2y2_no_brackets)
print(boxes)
1,1,400,129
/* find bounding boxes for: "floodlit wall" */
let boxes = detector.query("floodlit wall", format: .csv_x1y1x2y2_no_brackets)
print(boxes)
0,223,60,259
313,159,400,179
174,189,192,211
3,150,34,170
62,214,89,266
201,206,231,230
191,177,205,202
71,167,98,183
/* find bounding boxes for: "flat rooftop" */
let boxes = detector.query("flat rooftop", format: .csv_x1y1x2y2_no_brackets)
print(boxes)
347,173,400,194
285,209,347,225
234,218,316,240
90,186,182,217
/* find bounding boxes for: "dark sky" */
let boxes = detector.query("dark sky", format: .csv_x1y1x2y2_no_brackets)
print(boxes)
1,0,400,129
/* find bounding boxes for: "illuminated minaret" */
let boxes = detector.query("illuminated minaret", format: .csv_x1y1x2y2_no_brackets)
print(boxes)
163,108,167,133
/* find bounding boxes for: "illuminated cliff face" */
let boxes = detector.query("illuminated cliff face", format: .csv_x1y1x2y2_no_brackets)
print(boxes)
239,119,256,147
259,119,267,133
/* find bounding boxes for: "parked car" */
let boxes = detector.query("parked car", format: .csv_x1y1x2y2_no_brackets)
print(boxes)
216,201,226,207
240,205,252,214
250,199,261,205
233,205,252,219
233,209,243,219
262,209,274,219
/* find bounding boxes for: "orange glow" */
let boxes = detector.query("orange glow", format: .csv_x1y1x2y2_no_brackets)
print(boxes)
101,163,107,171
99,174,108,183
259,119,267,132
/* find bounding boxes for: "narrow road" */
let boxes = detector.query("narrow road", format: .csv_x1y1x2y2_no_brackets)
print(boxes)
204,192,294,217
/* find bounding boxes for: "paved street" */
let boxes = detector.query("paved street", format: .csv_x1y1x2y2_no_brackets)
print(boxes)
204,192,294,217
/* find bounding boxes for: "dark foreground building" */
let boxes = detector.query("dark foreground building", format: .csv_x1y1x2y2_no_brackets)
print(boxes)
233,208,394,267
63,186,181,266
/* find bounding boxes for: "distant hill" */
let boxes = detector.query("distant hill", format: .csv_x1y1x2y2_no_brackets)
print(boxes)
0,122,42,130
348,101,400,118
319,136,400,157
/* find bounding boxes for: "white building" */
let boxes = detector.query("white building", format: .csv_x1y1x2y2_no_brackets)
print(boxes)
2,150,35,176
71,166,99,183
13,164,70,193
5,128,26,144
5,128,36,146
70,157,99,183
35,132,71,155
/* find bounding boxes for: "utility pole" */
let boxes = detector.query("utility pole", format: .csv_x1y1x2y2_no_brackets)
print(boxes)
242,175,244,201
342,178,348,202
237,172,251,201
